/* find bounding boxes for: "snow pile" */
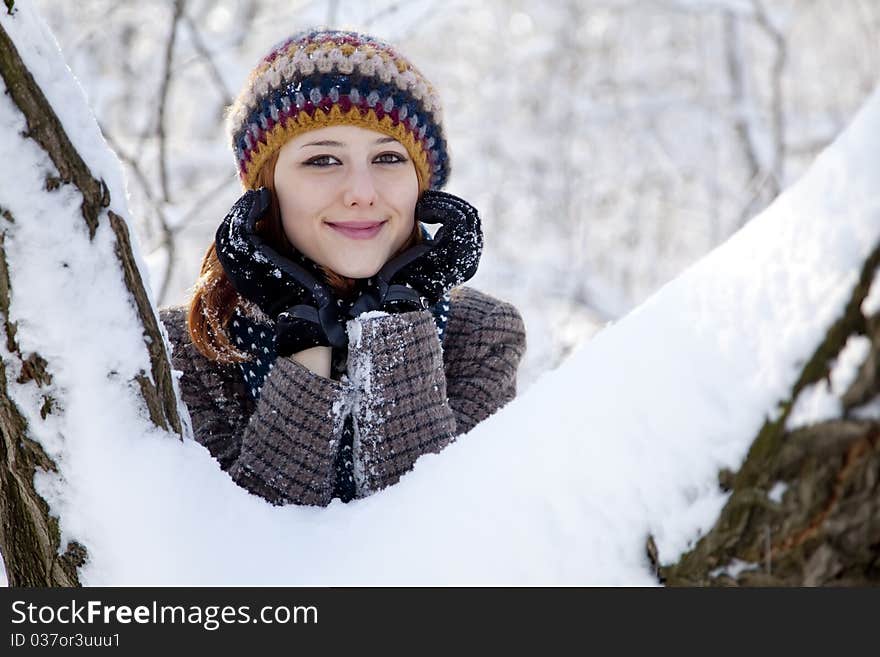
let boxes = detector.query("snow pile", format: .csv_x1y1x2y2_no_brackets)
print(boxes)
2,1,880,585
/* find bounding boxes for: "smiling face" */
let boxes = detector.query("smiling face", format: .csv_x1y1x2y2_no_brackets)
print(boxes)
273,125,420,279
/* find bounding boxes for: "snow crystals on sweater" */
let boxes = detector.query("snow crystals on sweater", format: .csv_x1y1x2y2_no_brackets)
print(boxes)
346,316,385,496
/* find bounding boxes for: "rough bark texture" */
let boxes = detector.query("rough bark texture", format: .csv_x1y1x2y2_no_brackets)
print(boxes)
0,17,183,586
655,240,880,586
0,230,83,587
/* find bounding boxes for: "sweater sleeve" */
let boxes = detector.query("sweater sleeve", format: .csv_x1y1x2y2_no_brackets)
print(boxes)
160,307,346,507
443,296,527,435
345,294,526,497
345,310,456,497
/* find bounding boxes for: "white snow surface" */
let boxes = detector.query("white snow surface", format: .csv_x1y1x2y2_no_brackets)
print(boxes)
3,2,880,585
786,335,871,430
862,269,880,317
767,482,788,504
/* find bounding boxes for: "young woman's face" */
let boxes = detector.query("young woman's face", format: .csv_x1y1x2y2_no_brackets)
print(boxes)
273,125,420,279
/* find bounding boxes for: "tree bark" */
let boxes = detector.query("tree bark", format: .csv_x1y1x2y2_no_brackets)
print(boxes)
654,240,880,586
0,15,184,586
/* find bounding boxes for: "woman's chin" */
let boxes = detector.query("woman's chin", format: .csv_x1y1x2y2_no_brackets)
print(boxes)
328,261,382,279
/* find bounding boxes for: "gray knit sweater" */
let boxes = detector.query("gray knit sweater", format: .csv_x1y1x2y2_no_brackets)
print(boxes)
159,286,526,506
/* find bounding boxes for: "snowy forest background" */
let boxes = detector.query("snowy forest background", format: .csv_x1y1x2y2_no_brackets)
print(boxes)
2,0,879,586
28,0,880,388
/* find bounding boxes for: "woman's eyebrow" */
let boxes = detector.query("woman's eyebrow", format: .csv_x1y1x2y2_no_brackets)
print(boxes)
300,140,344,148
299,136,401,149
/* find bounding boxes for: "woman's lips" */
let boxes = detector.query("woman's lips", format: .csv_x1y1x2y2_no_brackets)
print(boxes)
326,220,386,240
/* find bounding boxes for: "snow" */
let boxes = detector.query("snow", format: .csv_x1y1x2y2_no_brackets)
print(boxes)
356,310,391,322
709,558,759,580
346,312,386,347
0,1,192,586
862,269,880,317
851,397,880,420
2,1,880,585
786,335,871,430
767,481,788,504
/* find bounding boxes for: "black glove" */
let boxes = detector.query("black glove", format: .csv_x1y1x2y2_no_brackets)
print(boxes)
215,188,349,355
349,190,483,316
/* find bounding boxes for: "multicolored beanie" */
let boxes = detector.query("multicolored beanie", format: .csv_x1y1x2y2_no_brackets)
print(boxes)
226,29,449,192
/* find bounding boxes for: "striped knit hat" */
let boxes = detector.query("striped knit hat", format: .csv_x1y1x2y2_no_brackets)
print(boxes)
227,29,449,192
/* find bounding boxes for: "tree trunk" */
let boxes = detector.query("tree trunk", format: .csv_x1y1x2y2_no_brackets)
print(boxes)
655,240,880,585
0,11,184,586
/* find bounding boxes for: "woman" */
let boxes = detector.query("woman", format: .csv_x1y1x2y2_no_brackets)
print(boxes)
159,29,526,506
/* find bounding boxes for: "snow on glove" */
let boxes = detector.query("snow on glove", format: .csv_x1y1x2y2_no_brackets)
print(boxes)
349,190,483,316
215,188,349,354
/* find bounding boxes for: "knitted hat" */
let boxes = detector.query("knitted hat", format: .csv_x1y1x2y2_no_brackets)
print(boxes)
226,29,449,192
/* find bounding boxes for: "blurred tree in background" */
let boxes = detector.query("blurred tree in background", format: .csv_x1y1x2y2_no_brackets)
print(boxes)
35,0,880,386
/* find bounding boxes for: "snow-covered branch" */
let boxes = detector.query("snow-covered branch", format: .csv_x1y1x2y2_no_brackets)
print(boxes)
0,1,186,586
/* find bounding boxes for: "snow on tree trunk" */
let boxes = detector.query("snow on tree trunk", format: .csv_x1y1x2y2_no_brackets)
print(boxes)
0,2,186,586
656,248,880,585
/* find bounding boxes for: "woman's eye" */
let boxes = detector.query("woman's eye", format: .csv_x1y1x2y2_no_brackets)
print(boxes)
304,155,341,167
374,152,407,164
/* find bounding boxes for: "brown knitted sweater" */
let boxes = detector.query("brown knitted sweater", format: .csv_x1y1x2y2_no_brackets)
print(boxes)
159,286,526,506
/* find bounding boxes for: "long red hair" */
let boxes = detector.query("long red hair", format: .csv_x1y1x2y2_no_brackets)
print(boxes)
187,149,422,363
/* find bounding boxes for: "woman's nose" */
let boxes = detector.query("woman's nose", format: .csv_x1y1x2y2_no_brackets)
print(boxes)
342,163,377,207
